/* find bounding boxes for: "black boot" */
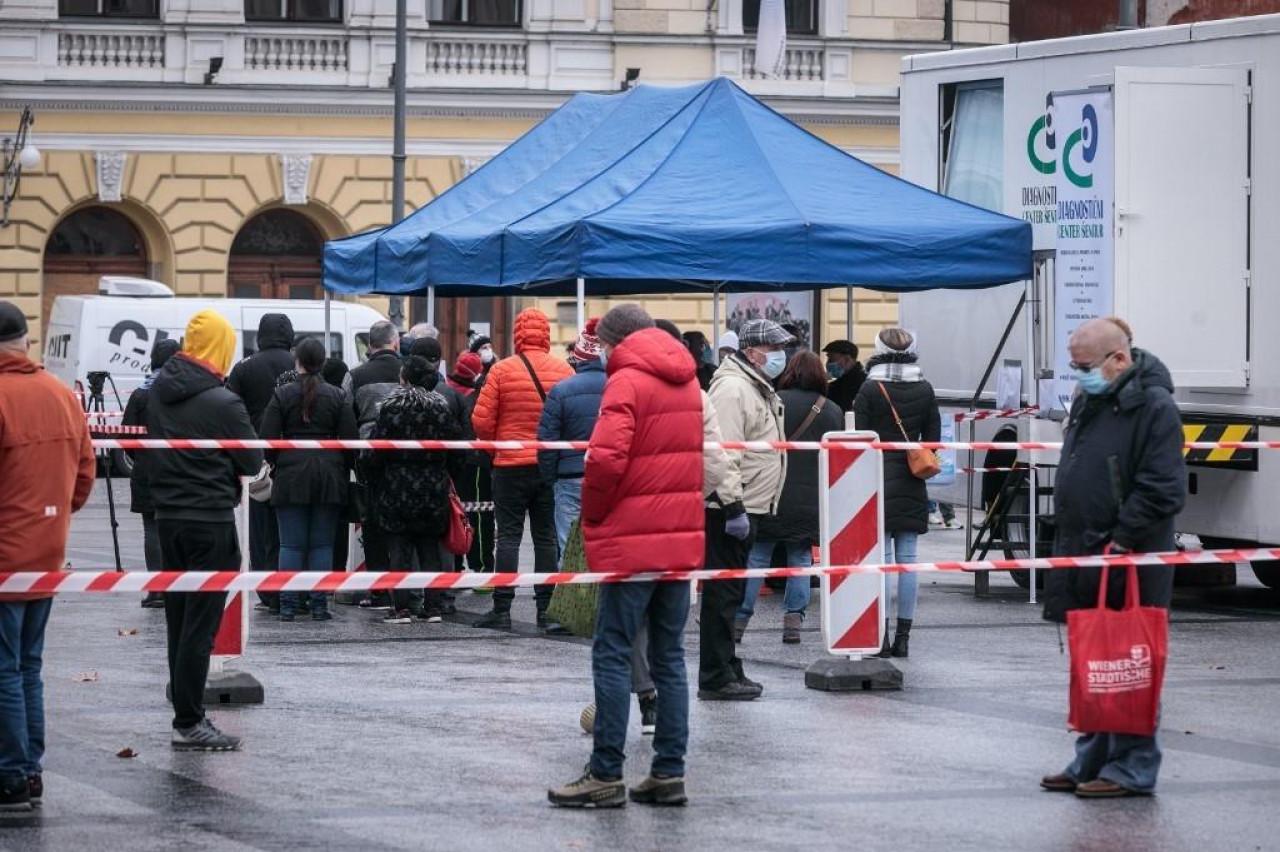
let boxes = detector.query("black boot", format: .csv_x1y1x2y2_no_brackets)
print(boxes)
874,620,892,658
890,618,912,658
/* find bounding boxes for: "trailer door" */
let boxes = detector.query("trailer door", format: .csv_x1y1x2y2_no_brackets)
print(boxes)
1113,66,1250,389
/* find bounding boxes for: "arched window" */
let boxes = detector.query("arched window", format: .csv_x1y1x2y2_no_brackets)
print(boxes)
43,206,148,337
229,209,325,300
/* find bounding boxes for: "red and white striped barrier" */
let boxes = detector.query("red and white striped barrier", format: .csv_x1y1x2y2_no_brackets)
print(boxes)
953,407,1039,423
89,424,148,436
20,547,1280,595
89,437,1280,453
819,432,885,657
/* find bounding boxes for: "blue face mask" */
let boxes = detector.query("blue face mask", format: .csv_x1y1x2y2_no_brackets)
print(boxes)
827,361,845,380
1077,367,1111,395
762,350,786,380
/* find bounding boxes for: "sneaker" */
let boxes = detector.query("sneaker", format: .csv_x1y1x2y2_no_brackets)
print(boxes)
941,518,965,530
418,609,444,624
473,610,511,630
697,681,762,701
172,718,241,752
927,511,944,526
141,593,165,609
311,610,333,622
0,777,30,812
782,612,803,644
358,596,392,611
638,693,658,736
547,770,625,808
26,774,41,807
382,610,413,625
629,774,686,806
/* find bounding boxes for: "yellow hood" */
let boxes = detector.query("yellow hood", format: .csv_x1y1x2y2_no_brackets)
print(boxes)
182,309,237,377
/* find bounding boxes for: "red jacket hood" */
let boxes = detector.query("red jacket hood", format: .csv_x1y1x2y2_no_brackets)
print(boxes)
514,309,551,354
608,328,696,385
0,351,38,375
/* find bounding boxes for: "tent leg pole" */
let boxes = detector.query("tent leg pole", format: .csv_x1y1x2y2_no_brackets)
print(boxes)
712,283,722,364
576,277,585,331
845,284,853,341
324,291,332,357
427,285,435,328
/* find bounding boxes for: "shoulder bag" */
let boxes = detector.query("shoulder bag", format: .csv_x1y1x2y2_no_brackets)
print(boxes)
444,482,475,556
876,382,941,480
789,395,828,441
517,353,548,402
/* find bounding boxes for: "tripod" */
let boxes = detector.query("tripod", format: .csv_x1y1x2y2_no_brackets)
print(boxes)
86,371,124,573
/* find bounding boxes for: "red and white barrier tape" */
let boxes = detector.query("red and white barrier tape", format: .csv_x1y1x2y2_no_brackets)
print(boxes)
18,547,1280,595
89,438,1280,453
85,411,125,420
953,407,1039,423
90,425,147,436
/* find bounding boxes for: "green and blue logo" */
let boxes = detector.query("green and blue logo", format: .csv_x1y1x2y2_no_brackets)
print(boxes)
1027,93,1099,188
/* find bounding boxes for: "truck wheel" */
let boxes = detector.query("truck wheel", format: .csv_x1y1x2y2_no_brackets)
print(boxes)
1250,561,1280,590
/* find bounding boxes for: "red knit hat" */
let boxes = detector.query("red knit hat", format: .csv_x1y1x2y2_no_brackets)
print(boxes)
453,351,483,383
573,318,602,362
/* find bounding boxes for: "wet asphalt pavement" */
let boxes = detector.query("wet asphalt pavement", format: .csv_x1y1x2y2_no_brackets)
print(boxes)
4,480,1280,851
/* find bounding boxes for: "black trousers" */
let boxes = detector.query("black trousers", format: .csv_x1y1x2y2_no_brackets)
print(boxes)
387,532,446,613
699,509,754,690
456,463,495,574
491,466,555,613
249,499,280,609
159,519,237,730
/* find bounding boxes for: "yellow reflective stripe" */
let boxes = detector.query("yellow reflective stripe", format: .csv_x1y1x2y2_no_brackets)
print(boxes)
1182,424,1207,457
1206,424,1252,463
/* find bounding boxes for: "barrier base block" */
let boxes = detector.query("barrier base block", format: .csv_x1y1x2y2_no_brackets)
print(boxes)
804,657,903,692
204,669,264,706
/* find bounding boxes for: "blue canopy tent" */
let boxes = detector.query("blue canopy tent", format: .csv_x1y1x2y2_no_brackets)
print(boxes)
323,77,1031,307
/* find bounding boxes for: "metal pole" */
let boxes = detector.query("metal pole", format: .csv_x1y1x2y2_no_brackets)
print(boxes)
576,277,585,331
1118,0,1138,29
712,283,722,364
387,0,408,331
426,285,435,328
845,284,854,340
1025,279,1037,604
323,290,332,357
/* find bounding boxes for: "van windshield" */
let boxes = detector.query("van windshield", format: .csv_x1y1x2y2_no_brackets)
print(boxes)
242,331,343,360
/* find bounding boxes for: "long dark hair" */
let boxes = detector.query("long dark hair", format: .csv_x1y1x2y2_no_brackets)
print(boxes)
777,350,827,394
294,337,326,424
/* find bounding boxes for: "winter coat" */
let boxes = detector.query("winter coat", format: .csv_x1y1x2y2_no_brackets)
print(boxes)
471,310,572,468
581,328,704,574
146,354,264,522
757,390,844,544
226,313,295,432
701,390,730,500
1043,350,1186,623
360,385,462,536
0,352,95,597
345,348,402,400
259,377,358,507
852,370,941,534
537,359,605,481
122,379,159,515
827,362,866,414
707,353,786,516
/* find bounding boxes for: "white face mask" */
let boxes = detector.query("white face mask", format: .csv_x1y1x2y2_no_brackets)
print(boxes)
480,347,495,364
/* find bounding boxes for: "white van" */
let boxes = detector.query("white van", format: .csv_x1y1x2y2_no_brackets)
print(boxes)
43,277,387,410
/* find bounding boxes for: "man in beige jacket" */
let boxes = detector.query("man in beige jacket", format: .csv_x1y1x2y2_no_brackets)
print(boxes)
699,319,790,701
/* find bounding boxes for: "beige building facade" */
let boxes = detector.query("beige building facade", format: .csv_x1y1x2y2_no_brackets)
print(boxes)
0,0,1009,357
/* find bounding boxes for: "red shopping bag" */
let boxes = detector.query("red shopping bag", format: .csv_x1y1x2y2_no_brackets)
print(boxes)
1067,562,1168,736
444,485,474,556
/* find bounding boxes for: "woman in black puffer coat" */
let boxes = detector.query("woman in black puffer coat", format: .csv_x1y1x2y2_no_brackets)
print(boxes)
260,338,359,622
360,355,463,623
852,328,941,658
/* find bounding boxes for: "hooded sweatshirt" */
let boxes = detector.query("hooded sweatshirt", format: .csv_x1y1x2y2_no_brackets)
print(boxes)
147,312,264,522
471,309,573,467
227,313,295,431
580,328,705,574
0,350,96,595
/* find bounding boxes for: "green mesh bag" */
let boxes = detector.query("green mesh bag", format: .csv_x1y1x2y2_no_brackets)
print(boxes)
546,519,598,639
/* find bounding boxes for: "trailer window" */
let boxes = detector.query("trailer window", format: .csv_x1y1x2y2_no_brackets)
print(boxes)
940,81,1003,210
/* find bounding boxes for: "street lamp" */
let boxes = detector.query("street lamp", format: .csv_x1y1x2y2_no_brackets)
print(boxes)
2,106,39,229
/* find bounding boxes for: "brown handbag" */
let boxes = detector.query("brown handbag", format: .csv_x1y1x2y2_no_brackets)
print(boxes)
876,382,941,480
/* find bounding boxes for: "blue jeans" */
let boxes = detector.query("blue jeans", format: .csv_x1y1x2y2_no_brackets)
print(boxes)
553,477,583,559
739,540,812,618
1067,732,1162,793
884,531,919,621
591,581,690,780
277,504,341,614
0,599,53,784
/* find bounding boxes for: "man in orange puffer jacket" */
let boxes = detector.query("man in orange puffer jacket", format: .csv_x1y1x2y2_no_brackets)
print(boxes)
470,308,573,629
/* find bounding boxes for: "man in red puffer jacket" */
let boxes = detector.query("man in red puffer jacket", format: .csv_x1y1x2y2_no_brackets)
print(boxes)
471,308,573,629
548,304,703,810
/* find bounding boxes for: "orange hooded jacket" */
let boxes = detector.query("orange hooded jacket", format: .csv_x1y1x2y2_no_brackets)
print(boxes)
471,309,573,468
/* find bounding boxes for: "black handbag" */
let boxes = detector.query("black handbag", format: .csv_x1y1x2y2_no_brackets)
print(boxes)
343,480,367,525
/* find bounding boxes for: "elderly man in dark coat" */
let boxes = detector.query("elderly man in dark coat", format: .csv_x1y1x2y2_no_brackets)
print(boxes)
1041,317,1186,799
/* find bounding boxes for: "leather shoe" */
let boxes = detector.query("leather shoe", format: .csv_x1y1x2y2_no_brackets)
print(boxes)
698,681,762,701
1075,779,1139,798
1039,773,1077,793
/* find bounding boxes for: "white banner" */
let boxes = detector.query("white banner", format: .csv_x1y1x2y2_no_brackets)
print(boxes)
1051,89,1114,381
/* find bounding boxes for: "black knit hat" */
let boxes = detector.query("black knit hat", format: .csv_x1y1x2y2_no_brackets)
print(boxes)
468,334,492,353
0,301,28,343
150,338,180,371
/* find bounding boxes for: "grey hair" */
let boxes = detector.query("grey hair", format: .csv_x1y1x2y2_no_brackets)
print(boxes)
408,322,439,340
369,320,398,350
596,304,654,346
